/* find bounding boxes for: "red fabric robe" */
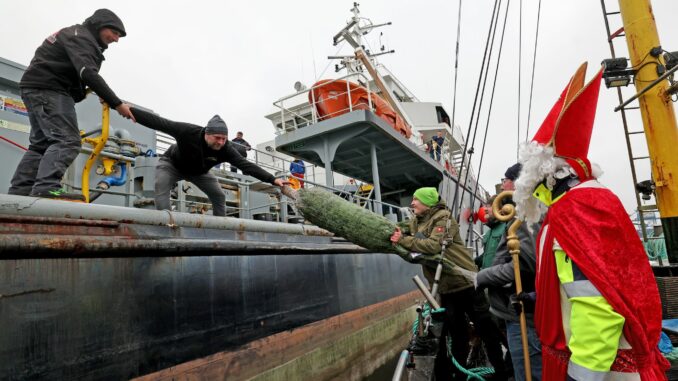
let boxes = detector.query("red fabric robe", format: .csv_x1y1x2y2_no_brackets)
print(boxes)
534,182,669,380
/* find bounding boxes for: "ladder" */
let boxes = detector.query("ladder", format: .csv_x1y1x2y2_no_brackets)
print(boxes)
599,0,654,244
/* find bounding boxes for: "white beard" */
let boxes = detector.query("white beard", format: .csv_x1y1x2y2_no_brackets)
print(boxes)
513,141,603,227
513,142,564,226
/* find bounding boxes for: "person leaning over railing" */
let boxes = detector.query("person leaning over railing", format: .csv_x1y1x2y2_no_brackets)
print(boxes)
127,107,289,216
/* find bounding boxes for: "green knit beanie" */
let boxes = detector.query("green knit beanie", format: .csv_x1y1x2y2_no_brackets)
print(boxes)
413,187,439,207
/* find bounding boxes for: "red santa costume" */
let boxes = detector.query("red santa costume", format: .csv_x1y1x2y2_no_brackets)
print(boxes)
513,62,669,381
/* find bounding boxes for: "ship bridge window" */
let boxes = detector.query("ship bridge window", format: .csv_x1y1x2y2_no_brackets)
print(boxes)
436,106,450,126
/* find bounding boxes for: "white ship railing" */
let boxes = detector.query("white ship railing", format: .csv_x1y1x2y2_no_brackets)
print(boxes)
272,72,375,135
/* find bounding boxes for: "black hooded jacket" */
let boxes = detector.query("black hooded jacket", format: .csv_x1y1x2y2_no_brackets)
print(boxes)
20,9,126,107
130,107,277,183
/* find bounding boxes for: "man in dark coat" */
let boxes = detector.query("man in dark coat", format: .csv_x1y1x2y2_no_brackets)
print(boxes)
229,131,251,173
8,9,134,201
129,107,288,216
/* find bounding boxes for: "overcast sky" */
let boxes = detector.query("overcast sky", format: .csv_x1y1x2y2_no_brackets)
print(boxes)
3,0,678,215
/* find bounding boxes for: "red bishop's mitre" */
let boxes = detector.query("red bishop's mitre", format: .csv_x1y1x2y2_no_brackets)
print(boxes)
530,62,604,180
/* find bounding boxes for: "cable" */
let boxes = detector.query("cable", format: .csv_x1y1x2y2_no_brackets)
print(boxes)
454,0,503,218
441,0,464,210
517,0,522,160
451,0,501,218
524,0,542,141
466,0,512,245
448,0,463,157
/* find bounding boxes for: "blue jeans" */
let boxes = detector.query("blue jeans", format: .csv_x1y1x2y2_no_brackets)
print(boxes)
506,320,542,381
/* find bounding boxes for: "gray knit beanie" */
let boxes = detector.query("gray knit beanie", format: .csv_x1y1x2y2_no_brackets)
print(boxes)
205,115,228,135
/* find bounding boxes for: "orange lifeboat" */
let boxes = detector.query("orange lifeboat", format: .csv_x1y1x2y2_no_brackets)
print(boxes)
309,79,412,138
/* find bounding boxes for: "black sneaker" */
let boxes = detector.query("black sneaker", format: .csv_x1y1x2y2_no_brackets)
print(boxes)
31,188,86,202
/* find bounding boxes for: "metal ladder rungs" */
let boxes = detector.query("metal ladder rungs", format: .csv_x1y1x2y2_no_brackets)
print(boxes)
639,204,658,211
600,0,651,243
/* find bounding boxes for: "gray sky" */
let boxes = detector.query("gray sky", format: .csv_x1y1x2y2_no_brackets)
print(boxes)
3,0,678,214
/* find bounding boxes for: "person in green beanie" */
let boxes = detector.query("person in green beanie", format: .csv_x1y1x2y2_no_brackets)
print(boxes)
391,187,508,381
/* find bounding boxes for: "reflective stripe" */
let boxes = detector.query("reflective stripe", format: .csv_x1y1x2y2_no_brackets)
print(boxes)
562,280,601,298
568,361,607,381
538,225,549,269
79,66,86,79
568,361,640,381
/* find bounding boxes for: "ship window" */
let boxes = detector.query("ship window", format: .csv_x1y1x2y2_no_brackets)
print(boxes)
436,106,450,126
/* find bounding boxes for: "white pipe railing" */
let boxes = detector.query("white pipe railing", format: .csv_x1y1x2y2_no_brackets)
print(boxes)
272,72,374,136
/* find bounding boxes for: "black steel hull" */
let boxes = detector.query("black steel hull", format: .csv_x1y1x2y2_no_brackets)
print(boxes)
0,253,421,380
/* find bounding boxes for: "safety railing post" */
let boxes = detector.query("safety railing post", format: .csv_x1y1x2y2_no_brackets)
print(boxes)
347,80,352,112
311,90,317,124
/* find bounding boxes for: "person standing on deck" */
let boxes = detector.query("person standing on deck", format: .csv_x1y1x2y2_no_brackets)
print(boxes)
128,107,289,216
230,131,251,173
430,131,445,162
514,62,668,380
8,9,134,201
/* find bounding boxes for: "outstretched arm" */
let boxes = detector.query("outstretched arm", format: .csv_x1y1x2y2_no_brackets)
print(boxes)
130,107,199,139
225,144,277,184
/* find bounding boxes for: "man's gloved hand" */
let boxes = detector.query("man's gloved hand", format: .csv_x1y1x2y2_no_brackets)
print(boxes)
510,291,536,315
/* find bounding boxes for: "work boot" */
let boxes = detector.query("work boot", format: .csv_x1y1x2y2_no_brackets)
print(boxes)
31,188,86,202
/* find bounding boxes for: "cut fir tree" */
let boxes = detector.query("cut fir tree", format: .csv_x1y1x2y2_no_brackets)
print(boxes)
282,186,458,273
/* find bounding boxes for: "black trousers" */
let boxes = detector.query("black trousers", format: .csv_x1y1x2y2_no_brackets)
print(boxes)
8,89,81,195
155,157,227,216
435,287,507,381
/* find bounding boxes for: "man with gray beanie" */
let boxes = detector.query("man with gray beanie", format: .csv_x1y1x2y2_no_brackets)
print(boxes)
129,107,288,216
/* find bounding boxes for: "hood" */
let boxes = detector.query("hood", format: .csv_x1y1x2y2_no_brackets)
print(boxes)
83,9,126,49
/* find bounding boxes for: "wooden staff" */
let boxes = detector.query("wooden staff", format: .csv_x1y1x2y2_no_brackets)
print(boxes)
491,191,532,381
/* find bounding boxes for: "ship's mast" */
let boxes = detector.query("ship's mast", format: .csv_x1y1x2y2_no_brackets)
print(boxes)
618,0,678,262
331,3,415,132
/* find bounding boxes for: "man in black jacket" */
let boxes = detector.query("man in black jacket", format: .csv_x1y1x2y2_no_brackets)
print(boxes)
8,9,134,201
129,107,288,216
475,164,543,381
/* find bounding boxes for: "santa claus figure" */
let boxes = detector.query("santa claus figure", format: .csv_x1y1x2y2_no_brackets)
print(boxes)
513,62,669,381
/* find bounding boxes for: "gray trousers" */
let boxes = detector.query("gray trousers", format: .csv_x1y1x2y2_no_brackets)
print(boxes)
8,89,81,195
155,157,227,216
